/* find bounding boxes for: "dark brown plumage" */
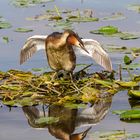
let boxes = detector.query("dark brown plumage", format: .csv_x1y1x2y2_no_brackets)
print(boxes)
20,30,112,73
20,30,88,74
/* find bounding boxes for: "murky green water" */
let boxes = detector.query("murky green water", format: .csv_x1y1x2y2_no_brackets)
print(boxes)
0,0,140,139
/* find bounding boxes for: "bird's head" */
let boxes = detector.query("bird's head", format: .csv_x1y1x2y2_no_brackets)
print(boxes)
65,30,89,54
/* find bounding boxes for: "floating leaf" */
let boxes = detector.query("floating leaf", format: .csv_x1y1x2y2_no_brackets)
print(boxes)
127,4,140,13
93,79,113,88
90,26,140,40
92,130,140,140
120,110,140,120
90,26,119,35
50,20,73,30
0,21,12,29
49,16,62,20
67,17,99,22
102,12,126,21
12,0,54,7
113,109,140,122
115,81,138,87
107,45,127,53
112,110,127,115
15,28,33,33
2,36,9,43
128,90,140,99
35,117,59,125
129,99,140,109
119,32,140,40
124,55,132,65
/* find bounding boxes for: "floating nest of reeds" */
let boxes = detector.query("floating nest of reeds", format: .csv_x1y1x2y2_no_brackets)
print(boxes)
0,65,139,107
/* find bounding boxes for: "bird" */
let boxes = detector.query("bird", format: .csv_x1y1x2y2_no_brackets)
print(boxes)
20,30,112,78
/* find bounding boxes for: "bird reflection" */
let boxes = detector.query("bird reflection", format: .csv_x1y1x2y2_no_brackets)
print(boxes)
22,94,113,140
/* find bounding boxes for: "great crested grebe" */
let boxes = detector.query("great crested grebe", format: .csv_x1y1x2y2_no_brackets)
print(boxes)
20,30,112,77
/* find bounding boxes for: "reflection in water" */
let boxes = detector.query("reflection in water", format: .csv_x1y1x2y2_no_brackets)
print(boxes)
22,95,112,140
129,98,140,109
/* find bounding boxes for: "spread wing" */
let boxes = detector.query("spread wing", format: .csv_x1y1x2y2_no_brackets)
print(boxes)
20,35,47,65
79,39,112,72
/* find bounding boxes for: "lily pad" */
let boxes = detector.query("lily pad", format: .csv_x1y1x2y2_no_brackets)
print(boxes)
15,28,33,33
127,4,140,13
0,21,12,29
128,90,140,99
120,110,140,120
90,26,140,40
92,130,140,140
12,0,54,7
102,12,126,21
90,26,119,35
67,16,99,22
2,36,9,43
115,81,138,87
50,20,73,30
119,32,140,40
113,109,140,122
124,55,132,65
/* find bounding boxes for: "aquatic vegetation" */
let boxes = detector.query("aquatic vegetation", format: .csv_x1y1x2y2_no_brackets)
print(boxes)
66,16,99,22
2,36,9,43
102,12,126,21
0,65,140,107
90,26,140,40
15,28,33,32
124,55,132,65
90,26,119,35
128,90,140,99
113,109,140,122
11,0,54,7
49,20,73,30
0,17,12,29
91,130,140,140
26,8,98,30
127,4,140,13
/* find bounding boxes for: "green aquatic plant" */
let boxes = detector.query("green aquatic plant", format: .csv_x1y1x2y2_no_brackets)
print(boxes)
90,26,140,40
90,26,119,35
15,28,33,32
102,12,126,21
113,109,140,122
127,4,140,13
0,61,140,107
11,0,54,7
91,130,140,140
66,16,99,22
0,68,116,107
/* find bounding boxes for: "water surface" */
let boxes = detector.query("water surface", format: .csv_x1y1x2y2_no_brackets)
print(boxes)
0,0,140,139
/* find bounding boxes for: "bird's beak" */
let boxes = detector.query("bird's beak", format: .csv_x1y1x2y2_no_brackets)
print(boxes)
79,43,89,54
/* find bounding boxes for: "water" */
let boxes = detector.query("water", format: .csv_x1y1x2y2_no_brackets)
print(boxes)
0,0,140,139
